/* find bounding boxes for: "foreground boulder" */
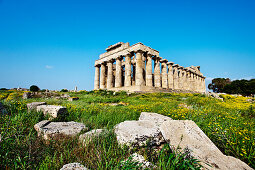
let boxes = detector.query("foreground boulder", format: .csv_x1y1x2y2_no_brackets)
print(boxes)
36,105,66,118
115,120,164,146
27,102,46,111
79,129,108,146
160,120,252,170
60,163,88,170
139,112,172,126
34,120,87,140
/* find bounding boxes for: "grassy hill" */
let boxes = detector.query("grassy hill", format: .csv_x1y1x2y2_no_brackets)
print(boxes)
0,90,254,169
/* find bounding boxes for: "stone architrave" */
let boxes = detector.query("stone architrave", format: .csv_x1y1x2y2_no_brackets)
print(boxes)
172,64,179,90
94,65,100,90
145,54,153,87
161,59,168,88
154,56,162,88
115,56,123,88
107,60,114,89
160,120,252,170
135,50,145,86
167,62,174,89
100,63,106,89
125,54,132,87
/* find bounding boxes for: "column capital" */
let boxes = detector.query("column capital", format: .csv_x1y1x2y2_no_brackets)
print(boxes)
160,59,168,63
95,64,101,67
115,55,123,60
107,59,115,63
134,49,144,54
173,64,179,68
167,61,174,65
178,66,184,70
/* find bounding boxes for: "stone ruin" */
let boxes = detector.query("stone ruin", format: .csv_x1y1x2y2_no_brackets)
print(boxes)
94,42,206,93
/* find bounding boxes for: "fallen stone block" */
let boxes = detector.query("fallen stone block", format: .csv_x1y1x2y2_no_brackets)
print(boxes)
27,102,46,111
60,162,88,170
160,120,252,170
36,105,66,118
115,120,165,146
23,92,32,99
34,121,87,140
139,112,172,127
79,129,108,146
68,97,79,101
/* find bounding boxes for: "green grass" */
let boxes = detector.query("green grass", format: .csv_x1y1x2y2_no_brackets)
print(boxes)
0,90,254,169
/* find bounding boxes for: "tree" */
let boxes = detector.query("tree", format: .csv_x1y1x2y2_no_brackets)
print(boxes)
30,85,40,92
223,79,255,96
208,78,231,93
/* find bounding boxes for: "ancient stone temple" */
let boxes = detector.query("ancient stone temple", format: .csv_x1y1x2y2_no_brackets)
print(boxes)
94,42,206,93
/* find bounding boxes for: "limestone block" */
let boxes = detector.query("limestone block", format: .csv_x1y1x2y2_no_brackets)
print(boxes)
114,120,165,146
60,162,88,170
79,129,108,146
27,102,46,111
139,112,172,127
160,120,252,170
36,105,66,118
34,121,88,140
68,97,79,101
23,92,32,99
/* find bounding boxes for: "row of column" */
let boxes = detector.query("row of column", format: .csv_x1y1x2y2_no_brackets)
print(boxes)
94,51,206,92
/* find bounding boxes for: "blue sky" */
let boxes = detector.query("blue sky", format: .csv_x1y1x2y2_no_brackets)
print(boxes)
0,0,254,90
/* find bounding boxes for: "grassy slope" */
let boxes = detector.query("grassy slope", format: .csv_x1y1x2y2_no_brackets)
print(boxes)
0,90,254,169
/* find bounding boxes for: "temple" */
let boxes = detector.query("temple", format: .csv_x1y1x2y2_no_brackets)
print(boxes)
94,42,206,93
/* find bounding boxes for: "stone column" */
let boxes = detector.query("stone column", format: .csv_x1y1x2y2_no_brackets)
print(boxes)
135,50,145,86
106,60,114,89
154,56,162,87
193,74,197,92
146,54,153,87
178,66,184,90
125,54,132,87
115,56,123,88
190,72,195,92
183,68,187,90
172,64,179,90
100,62,106,89
203,77,206,93
94,64,100,90
161,59,168,88
167,62,174,89
186,70,191,91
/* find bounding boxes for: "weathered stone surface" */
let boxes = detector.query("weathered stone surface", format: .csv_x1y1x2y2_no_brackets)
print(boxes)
60,162,88,170
34,121,87,140
36,105,66,118
127,153,155,169
139,112,172,127
27,102,46,111
79,129,107,146
114,120,164,146
160,120,252,170
23,92,32,99
68,97,79,101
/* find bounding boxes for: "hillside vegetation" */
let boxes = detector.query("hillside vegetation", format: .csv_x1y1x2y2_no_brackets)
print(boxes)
0,90,254,169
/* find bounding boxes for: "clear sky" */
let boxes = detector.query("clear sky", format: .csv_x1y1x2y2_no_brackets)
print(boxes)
0,0,254,91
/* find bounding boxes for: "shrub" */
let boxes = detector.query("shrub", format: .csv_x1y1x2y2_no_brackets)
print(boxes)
61,89,68,92
30,85,40,92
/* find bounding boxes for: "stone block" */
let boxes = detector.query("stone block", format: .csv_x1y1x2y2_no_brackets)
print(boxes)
139,112,172,127
36,105,66,118
114,120,165,146
68,97,79,101
27,102,46,111
34,121,88,140
160,120,252,170
60,163,88,170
